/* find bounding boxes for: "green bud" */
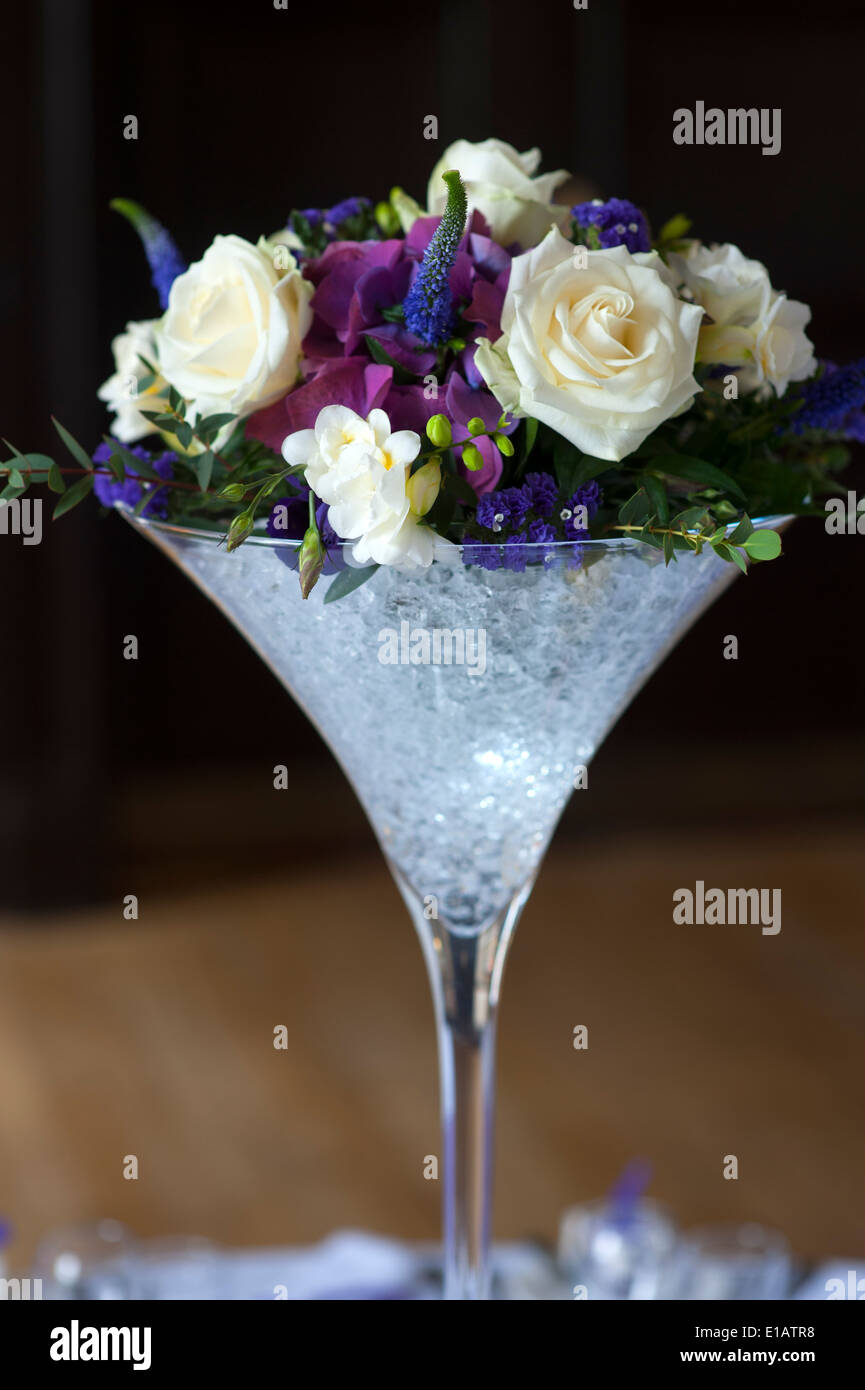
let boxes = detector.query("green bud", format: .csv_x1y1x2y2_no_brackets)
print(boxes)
467,417,486,436
374,201,400,237
462,442,484,472
406,458,442,517
426,413,452,449
220,482,247,500
226,509,254,552
298,522,325,599
494,433,515,457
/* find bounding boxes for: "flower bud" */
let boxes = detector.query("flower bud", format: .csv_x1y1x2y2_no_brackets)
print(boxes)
298,522,326,599
226,509,254,552
426,414,452,449
406,458,442,517
467,416,486,436
462,442,484,472
220,482,247,500
494,433,515,457
374,201,400,237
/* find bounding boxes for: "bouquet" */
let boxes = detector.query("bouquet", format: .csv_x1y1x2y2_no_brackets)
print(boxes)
7,136,863,599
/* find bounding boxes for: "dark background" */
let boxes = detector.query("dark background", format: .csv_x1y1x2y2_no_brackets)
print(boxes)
1,0,863,908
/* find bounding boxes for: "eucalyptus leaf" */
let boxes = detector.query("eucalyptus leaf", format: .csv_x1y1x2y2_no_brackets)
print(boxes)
52,473,94,519
323,563,379,604
52,418,93,470
742,528,782,561
653,453,746,502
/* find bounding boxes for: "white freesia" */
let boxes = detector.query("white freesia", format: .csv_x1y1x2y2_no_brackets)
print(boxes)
97,319,163,442
475,228,703,461
669,241,816,395
427,138,570,248
156,234,313,422
282,406,439,569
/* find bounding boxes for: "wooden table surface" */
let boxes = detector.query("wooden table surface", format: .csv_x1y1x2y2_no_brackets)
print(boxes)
0,823,863,1277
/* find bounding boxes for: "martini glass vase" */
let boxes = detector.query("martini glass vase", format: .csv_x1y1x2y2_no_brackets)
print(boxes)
125,517,775,1300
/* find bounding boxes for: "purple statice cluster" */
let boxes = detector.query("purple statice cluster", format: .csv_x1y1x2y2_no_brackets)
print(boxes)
465,473,602,571
287,198,374,252
92,441,176,517
790,360,865,443
571,197,650,254
266,480,345,574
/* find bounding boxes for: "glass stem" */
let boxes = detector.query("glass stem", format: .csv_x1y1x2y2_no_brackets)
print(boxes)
399,876,530,1300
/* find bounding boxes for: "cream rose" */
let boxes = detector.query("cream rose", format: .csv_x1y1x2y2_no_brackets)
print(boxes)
282,405,440,569
475,228,703,461
97,319,164,443
427,138,570,248
669,242,816,396
155,234,313,421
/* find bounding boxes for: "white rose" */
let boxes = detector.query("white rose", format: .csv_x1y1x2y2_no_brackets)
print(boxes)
669,242,816,396
97,319,163,442
155,234,313,421
282,406,439,569
750,292,816,395
475,227,703,461
668,242,772,326
427,138,570,248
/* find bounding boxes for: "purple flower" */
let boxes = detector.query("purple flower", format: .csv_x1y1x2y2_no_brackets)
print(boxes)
790,359,865,436
110,200,186,310
572,197,650,254
403,171,466,346
92,441,175,516
523,471,558,517
326,196,371,226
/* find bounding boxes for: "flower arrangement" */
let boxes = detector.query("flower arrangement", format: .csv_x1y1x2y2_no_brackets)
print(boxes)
6,137,862,598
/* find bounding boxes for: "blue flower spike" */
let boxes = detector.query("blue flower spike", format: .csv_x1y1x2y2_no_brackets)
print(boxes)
403,169,467,347
110,198,187,310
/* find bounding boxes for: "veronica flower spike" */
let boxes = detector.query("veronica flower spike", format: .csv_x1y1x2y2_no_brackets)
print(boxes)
110,198,187,311
403,169,467,347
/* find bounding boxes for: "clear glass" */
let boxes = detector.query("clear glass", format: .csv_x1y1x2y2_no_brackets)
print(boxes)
122,515,784,1300
670,1222,792,1300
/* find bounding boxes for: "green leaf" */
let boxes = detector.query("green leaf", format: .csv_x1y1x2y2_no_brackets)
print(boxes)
48,463,66,494
323,563,379,604
742,528,782,561
173,419,193,450
727,515,754,546
662,530,676,565
670,505,709,532
7,468,24,490
102,438,163,482
52,472,94,519
197,413,237,444
618,487,651,526
52,418,93,470
363,334,416,382
653,453,746,502
194,450,214,493
520,417,539,468
641,473,670,525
